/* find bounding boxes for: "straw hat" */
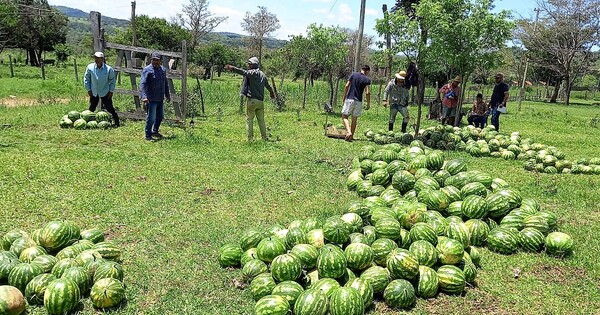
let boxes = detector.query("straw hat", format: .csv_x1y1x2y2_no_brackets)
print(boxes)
452,76,462,83
395,73,405,80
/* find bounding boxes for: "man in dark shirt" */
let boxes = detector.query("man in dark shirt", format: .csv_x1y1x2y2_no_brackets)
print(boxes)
140,51,170,141
225,57,275,141
489,72,509,131
341,65,371,141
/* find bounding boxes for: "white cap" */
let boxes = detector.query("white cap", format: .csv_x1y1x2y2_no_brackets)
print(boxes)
93,52,104,58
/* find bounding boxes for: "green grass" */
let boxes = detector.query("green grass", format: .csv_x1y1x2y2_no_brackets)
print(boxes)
1,71,600,314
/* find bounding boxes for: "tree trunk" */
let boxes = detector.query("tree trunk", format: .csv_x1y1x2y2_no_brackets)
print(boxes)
334,77,341,109
564,75,571,106
550,80,561,103
454,73,469,127
328,73,335,109
302,76,307,109
258,38,263,62
28,48,39,67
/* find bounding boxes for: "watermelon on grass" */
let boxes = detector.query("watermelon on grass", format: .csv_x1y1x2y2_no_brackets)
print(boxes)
8,263,44,293
44,278,81,315
61,267,91,294
250,273,276,301
329,287,364,315
293,288,328,315
80,228,105,244
545,232,573,257
487,227,519,255
25,273,56,305
90,278,125,309
39,221,73,252
317,245,347,279
437,265,466,294
360,266,390,294
270,254,302,282
271,281,304,307
255,294,290,315
256,238,287,263
344,243,374,271
416,265,438,298
242,259,268,282
0,285,26,315
344,278,374,309
383,279,416,309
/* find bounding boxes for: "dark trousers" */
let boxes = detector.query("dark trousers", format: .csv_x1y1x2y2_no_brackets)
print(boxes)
468,115,487,128
89,94,120,126
490,107,500,131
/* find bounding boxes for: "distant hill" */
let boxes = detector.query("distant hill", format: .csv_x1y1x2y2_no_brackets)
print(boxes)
53,6,287,50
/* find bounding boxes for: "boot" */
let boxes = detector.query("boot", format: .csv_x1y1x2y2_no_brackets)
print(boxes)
388,123,394,131
401,122,408,133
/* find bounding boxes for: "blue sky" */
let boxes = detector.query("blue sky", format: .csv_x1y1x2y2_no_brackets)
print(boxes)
49,0,538,40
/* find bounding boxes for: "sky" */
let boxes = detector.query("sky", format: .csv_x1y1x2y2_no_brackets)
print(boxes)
48,0,539,41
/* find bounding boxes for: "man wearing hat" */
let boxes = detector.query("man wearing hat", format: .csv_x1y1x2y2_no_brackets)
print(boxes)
438,76,462,125
83,51,120,127
489,72,509,131
225,57,275,141
140,51,170,141
383,72,410,132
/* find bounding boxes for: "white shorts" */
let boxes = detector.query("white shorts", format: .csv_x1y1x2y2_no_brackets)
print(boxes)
342,99,363,117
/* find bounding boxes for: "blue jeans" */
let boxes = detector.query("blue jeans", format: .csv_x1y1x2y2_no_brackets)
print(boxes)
490,107,500,131
468,115,487,128
145,101,164,138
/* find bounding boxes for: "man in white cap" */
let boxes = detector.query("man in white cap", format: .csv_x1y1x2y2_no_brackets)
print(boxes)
383,72,411,132
225,57,275,141
140,51,170,141
83,51,120,126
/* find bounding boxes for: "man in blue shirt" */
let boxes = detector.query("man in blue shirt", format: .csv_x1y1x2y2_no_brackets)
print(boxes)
489,72,509,131
140,51,170,141
341,65,371,141
84,51,120,127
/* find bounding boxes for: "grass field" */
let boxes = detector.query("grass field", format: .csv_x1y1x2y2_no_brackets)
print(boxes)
1,63,600,314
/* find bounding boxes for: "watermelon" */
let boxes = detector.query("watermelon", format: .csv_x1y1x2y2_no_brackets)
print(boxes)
18,246,47,263
67,111,80,121
371,238,398,266
317,245,346,279
461,195,489,219
518,228,545,252
305,229,325,249
340,213,363,234
465,246,481,267
348,233,369,245
90,278,125,309
545,232,573,257
347,170,364,191
437,265,466,294
386,248,419,280
461,182,487,198
250,273,277,301
9,237,36,257
8,263,44,293
73,119,87,129
59,117,73,128
80,110,96,122
329,287,364,315
87,121,99,129
409,240,438,267
241,259,268,281
416,265,439,298
322,217,350,244
74,249,103,267
344,243,374,271
98,121,112,129
371,168,391,186
301,218,323,233
446,222,471,248
218,243,243,267
55,246,80,261
444,159,468,175
312,278,341,296
256,237,286,263
418,189,449,211
40,221,73,252
239,229,263,251
441,185,462,203
271,281,304,307
409,222,438,245
93,261,124,283
375,218,402,240
536,211,558,231
0,285,26,315
289,244,319,270
96,111,111,122
487,227,519,255
360,266,390,293
344,278,374,309
0,259,20,283
499,213,525,230
31,255,59,274
271,254,302,282
391,170,416,194
463,262,478,285
240,248,259,267
254,294,290,315
25,273,56,305
293,288,328,315
383,279,416,309
71,239,95,253
61,266,91,294
44,278,81,315
464,219,490,247
436,238,464,265
285,227,307,249
80,228,105,244
523,215,550,235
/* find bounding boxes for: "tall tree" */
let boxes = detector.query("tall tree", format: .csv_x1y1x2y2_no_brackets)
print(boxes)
114,15,191,52
241,6,280,61
174,0,227,50
515,0,600,105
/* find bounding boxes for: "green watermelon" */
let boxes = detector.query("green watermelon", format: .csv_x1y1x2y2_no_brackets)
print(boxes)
305,229,325,249
464,219,490,247
8,263,44,293
24,273,56,305
486,192,512,219
487,227,519,255
285,227,307,249
329,287,364,315
371,238,398,266
340,213,363,234
29,255,57,273
461,195,489,219
317,245,346,279
344,243,374,271
436,238,464,265
437,265,466,294
0,285,26,315
73,119,87,129
360,266,390,294
254,294,290,315
344,278,374,309
9,237,36,257
80,110,96,122
545,232,573,257
90,278,125,309
18,246,47,263
67,111,80,121
87,121,99,129
40,221,73,252
271,281,304,307
44,278,81,315
93,261,124,283
518,228,545,252
391,170,416,194
293,288,328,315
322,217,350,244
74,249,103,266
409,240,438,267
386,248,419,280
98,121,112,129
290,244,319,270
371,168,390,186
55,246,80,261
445,222,471,248
0,260,21,284
463,262,478,285
250,273,276,301
461,182,487,198
444,159,468,175
409,222,438,245
256,237,286,263
80,228,105,244
59,117,73,128
312,278,341,296
416,265,439,298
61,266,91,294
383,279,416,309
240,248,259,267
218,243,243,267
96,111,111,122
271,254,302,282
242,259,268,281
374,218,402,240
239,229,264,251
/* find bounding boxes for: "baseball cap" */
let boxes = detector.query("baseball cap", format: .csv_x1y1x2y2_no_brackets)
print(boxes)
151,51,161,60
93,52,104,58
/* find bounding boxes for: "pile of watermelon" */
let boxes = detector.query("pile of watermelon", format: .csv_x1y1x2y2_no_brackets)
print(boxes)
0,220,126,315
59,110,113,130
364,125,600,175
218,143,574,314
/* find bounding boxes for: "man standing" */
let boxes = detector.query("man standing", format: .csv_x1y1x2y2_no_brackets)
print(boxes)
383,73,410,132
489,72,509,131
140,52,170,141
342,65,371,141
84,51,120,127
439,76,462,125
225,57,275,141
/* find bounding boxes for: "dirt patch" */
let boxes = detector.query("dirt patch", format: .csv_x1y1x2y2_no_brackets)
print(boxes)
528,264,588,286
418,288,517,315
0,96,71,107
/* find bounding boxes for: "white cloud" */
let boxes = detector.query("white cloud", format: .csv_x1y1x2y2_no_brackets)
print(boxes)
365,8,378,16
338,3,354,22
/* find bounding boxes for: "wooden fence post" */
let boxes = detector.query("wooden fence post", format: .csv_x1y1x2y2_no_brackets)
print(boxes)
41,62,46,80
9,55,14,78
74,57,79,82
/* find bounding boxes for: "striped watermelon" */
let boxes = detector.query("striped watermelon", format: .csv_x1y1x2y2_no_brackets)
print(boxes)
487,227,519,255
415,168,434,179
301,218,323,233
437,265,466,294
83,258,106,280
360,266,390,293
90,278,125,309
491,177,510,191
461,195,489,219
518,228,545,252
93,241,122,261
414,177,440,193
344,243,374,271
416,265,439,298
44,278,81,315
293,288,328,315
240,248,259,267
305,229,325,249
0,260,20,284
39,221,73,251
74,249,103,267
545,232,573,257
409,240,438,267
18,246,47,263
523,215,550,235
256,237,287,263
348,233,369,245
312,278,341,296
440,185,462,203
486,192,512,219
465,246,481,267
71,240,95,253
461,182,487,198
520,198,541,213
79,228,104,244
386,248,419,280
499,213,525,230
25,273,56,305
290,244,319,270
9,237,37,257
465,219,490,246
446,201,463,218
271,254,302,282
218,243,243,267
285,227,307,249
375,218,402,240
239,228,264,251
254,294,290,315
61,266,91,294
463,262,478,284
383,279,416,309
409,223,438,245
242,259,268,281
347,170,364,191
2,230,28,251
444,159,468,175
317,245,346,279
55,246,80,261
380,189,402,207
340,213,363,234
536,211,558,231
329,287,364,315
391,170,416,194
446,222,471,248
31,255,58,273
322,217,350,244
371,238,398,266
418,189,449,211
0,251,18,261
436,238,464,265
426,151,445,170
250,273,276,301
93,261,124,283
271,281,304,307
496,189,522,209
371,168,391,186
0,285,26,315
344,278,374,309
8,263,44,293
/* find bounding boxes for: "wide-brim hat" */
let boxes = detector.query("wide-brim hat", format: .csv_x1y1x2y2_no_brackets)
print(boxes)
452,76,462,83
395,73,405,80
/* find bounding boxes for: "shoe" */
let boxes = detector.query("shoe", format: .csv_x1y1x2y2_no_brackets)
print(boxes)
144,136,153,141
152,132,164,139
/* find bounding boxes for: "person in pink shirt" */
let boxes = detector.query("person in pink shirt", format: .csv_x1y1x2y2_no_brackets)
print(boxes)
438,76,462,125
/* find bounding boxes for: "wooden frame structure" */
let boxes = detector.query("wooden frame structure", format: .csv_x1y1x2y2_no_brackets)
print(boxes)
90,11,188,121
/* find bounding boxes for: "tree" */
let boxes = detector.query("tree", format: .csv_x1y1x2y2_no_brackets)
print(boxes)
241,6,280,61
515,0,600,105
193,42,240,79
0,1,18,53
174,0,227,50
114,15,191,52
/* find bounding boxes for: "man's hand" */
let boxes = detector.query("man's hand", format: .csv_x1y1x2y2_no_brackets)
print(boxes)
107,92,113,99
87,91,92,97
224,64,233,71
383,100,388,108
166,97,171,103
143,98,149,104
